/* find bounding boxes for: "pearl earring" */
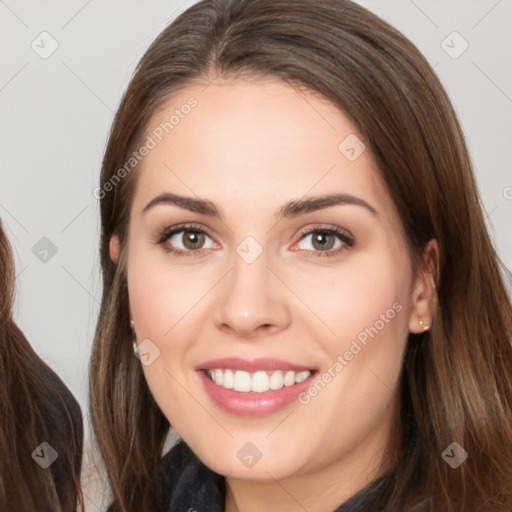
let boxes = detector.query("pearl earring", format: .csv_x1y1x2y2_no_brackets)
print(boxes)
418,319,429,331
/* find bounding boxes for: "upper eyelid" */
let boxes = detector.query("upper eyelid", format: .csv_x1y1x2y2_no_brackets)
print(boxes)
158,223,212,243
297,224,353,238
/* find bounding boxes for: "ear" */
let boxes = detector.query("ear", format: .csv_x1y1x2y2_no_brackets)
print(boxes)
109,235,121,264
408,238,439,334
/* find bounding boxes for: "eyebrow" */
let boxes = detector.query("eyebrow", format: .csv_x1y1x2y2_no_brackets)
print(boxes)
142,192,378,219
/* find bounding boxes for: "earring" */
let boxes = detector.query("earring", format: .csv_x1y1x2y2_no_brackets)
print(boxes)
418,319,429,331
130,319,138,354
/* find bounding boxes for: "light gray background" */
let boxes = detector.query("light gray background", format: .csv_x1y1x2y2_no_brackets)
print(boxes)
1,0,511,431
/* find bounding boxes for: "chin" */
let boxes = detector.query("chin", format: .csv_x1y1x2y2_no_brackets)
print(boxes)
191,439,306,480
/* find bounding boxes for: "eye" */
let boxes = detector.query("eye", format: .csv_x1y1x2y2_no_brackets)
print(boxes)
155,223,354,259
156,224,217,256
293,225,355,258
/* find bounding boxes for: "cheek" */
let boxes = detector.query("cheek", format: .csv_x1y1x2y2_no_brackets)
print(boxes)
127,249,212,343
295,249,410,347
292,259,410,465
296,247,412,413
127,256,203,428
126,246,218,416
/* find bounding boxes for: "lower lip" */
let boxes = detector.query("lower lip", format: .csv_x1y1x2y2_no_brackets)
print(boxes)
197,370,317,417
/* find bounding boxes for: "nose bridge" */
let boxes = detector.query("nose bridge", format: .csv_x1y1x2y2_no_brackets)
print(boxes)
213,241,290,336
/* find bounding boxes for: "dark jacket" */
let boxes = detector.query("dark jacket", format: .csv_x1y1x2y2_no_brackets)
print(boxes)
153,440,390,512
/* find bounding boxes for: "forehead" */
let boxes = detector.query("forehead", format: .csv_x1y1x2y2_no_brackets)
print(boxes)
133,78,391,220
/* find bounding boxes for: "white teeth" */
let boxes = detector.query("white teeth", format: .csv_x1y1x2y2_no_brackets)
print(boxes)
269,370,284,390
295,371,310,383
205,368,312,393
251,371,269,393
223,369,234,389
284,371,295,387
234,370,252,392
212,369,222,386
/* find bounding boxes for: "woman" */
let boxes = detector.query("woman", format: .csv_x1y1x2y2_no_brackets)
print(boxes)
0,220,84,511
89,0,512,510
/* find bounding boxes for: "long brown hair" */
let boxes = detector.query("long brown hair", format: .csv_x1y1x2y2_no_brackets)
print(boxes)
89,1,512,510
0,220,84,511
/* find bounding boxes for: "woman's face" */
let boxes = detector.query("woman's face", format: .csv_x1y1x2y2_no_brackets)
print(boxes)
121,78,430,482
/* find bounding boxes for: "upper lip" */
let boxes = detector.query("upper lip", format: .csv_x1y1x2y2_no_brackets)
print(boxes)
196,357,316,373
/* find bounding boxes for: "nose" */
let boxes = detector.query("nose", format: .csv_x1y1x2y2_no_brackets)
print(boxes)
213,249,291,338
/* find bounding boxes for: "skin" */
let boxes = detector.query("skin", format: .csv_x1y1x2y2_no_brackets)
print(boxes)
110,77,437,512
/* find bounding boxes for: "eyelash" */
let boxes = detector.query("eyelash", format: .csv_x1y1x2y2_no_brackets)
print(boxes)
155,223,355,259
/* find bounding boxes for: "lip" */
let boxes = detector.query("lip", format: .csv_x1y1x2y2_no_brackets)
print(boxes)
196,357,315,373
195,358,318,417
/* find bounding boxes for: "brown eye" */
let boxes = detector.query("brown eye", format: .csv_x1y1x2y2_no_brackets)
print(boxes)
293,225,355,259
157,224,217,256
310,231,337,251
181,230,206,250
